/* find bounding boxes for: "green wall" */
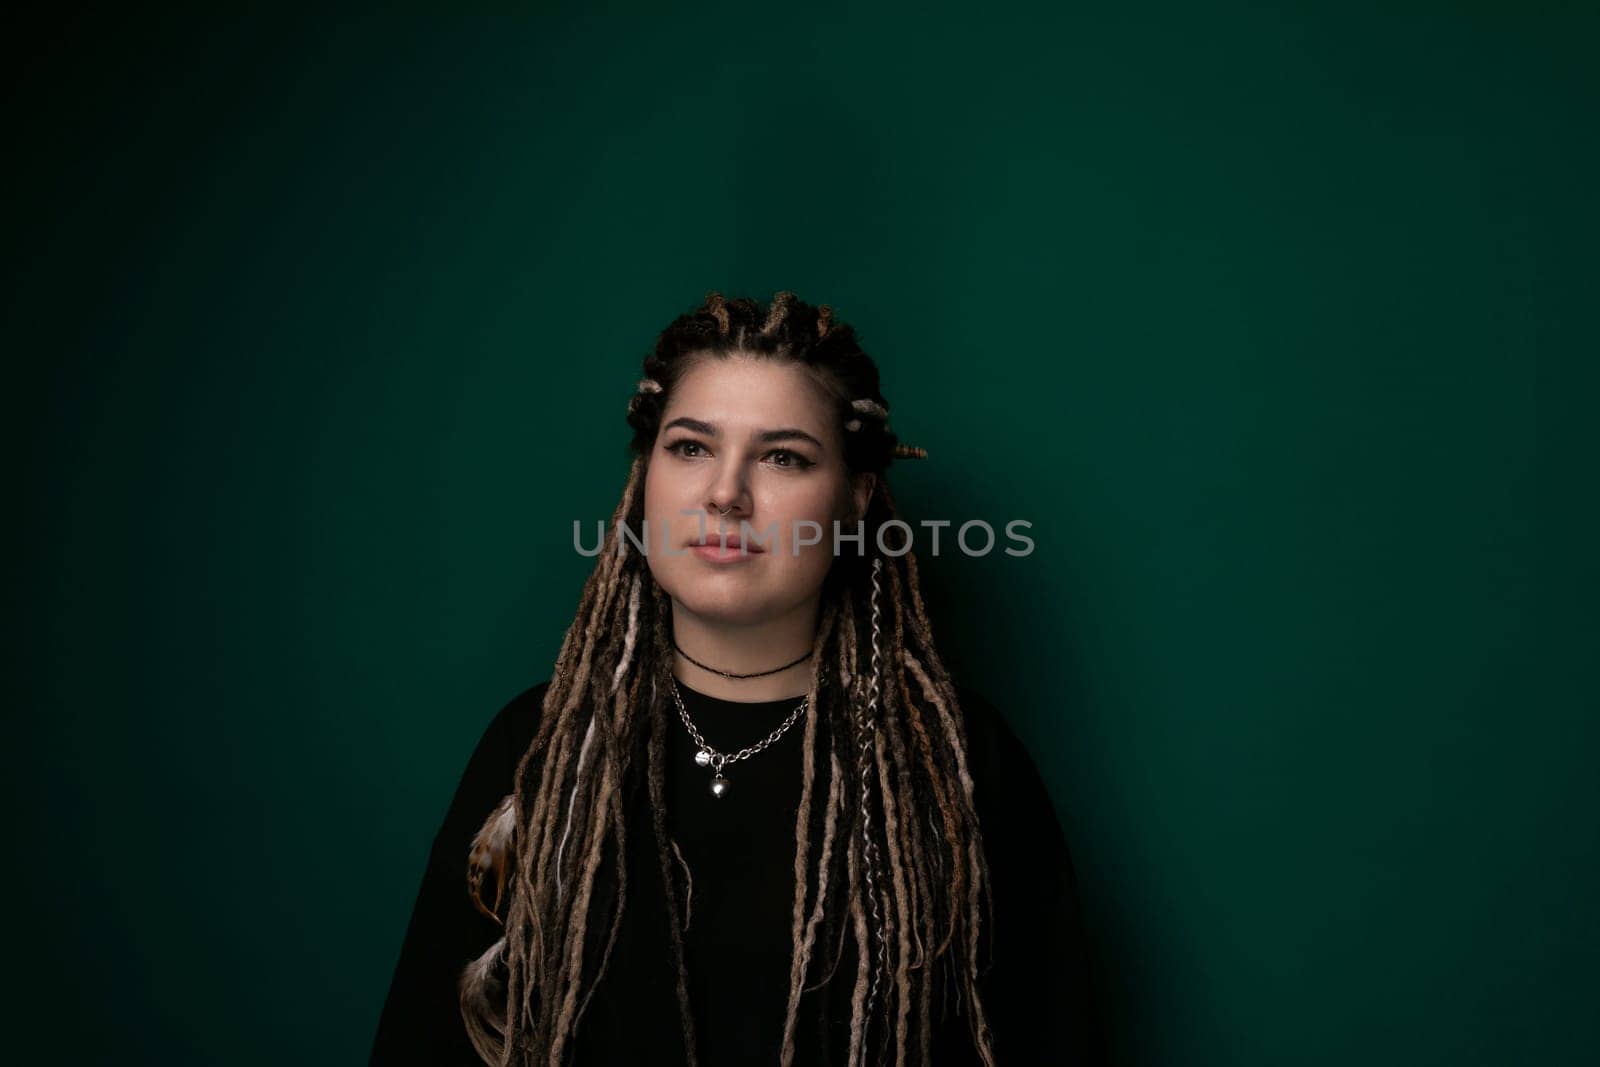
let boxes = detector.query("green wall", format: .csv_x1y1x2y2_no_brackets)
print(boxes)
10,4,1596,1064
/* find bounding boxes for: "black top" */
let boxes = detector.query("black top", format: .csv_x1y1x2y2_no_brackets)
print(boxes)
370,678,1104,1064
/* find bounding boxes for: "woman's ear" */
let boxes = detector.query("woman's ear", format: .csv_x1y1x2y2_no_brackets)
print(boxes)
850,472,877,521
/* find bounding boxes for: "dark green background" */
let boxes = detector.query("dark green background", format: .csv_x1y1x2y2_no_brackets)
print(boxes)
10,4,1596,1064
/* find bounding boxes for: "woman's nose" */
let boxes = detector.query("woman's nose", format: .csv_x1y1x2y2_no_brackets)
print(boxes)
706,463,751,518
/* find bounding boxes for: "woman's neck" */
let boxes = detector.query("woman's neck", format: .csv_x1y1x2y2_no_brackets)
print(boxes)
670,597,818,703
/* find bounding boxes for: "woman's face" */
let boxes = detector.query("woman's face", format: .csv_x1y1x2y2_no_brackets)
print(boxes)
642,354,874,628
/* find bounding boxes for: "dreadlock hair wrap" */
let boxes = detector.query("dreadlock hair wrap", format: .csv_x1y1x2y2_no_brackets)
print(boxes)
460,290,995,1067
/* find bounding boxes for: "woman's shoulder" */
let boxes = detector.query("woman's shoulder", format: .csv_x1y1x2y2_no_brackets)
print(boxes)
500,677,553,719
488,677,553,756
445,679,553,809
948,682,1031,770
946,680,1066,831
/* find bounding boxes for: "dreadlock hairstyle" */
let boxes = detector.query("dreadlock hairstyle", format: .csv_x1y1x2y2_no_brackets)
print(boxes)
459,291,997,1066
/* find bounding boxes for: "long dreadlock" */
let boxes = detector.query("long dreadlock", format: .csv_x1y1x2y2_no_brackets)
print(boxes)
458,291,997,1066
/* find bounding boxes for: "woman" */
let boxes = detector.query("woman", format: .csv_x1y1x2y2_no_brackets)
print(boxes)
370,291,1103,1065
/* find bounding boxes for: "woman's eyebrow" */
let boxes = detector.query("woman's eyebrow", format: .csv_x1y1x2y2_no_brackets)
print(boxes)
662,416,824,450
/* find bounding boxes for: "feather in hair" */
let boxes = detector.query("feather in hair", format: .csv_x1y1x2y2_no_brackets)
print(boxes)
467,791,518,923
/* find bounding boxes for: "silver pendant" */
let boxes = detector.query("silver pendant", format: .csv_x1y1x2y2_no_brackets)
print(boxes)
696,749,730,798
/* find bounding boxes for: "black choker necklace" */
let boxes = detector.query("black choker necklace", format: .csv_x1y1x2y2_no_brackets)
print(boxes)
674,642,812,679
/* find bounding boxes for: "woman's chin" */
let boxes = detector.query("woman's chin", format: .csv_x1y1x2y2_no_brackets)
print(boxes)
682,601,769,627
671,585,782,627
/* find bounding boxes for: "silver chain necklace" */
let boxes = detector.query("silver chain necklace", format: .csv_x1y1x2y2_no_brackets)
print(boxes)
669,677,809,799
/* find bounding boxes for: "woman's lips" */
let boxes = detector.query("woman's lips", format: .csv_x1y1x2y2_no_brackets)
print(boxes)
688,539,763,563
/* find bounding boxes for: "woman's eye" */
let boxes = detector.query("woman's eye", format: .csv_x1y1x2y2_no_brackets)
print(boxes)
768,449,815,470
667,439,707,458
666,439,812,469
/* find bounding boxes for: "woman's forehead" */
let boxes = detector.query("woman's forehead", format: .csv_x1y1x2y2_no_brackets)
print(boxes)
664,356,836,429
